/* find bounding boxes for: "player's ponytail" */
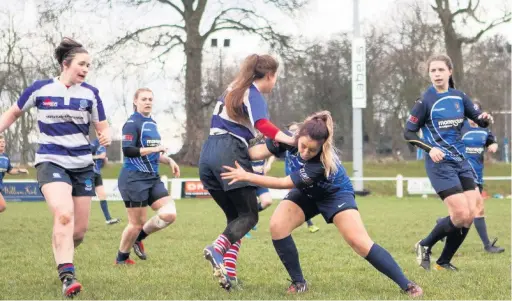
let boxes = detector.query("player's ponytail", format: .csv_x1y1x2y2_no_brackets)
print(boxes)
298,111,339,177
54,37,88,69
448,76,455,89
224,54,279,123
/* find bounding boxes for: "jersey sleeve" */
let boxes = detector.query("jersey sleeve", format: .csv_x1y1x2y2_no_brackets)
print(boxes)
289,162,325,189
244,89,269,125
16,82,41,112
91,88,107,123
122,120,140,148
485,130,497,147
405,98,428,132
7,158,12,172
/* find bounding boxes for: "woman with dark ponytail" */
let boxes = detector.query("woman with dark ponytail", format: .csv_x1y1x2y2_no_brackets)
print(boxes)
199,54,294,291
222,111,423,297
0,37,111,297
404,54,494,271
460,101,504,253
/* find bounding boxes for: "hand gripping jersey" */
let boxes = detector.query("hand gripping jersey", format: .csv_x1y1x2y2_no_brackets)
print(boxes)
121,112,162,174
266,140,353,197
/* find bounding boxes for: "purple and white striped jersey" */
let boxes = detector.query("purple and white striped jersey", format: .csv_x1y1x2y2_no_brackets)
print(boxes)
209,84,269,146
16,78,106,169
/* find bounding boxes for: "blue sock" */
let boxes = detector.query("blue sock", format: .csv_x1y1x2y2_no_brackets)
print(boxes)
474,217,490,246
100,200,112,221
136,230,148,242
57,263,75,282
437,226,470,265
116,251,130,262
306,219,313,227
365,244,410,290
272,235,305,283
420,216,456,247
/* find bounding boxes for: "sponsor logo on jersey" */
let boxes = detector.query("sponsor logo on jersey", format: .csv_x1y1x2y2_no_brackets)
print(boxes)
42,98,58,107
465,147,484,154
437,118,464,129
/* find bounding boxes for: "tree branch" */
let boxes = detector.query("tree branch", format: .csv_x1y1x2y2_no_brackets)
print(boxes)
103,24,185,53
459,13,511,44
157,0,184,17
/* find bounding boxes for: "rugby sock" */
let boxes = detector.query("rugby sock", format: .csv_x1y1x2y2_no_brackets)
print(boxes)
100,200,112,221
116,251,130,262
224,240,241,277
437,227,470,265
365,244,409,290
57,263,75,282
272,235,305,283
136,230,148,242
213,234,231,255
420,216,457,247
474,217,491,246
306,219,313,227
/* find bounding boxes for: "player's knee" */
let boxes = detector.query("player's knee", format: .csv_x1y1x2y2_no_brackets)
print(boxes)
56,212,74,226
158,212,176,224
345,234,373,257
269,218,288,237
157,202,176,224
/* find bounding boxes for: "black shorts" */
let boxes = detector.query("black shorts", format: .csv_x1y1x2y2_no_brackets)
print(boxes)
118,169,169,208
477,184,483,194
36,162,95,197
199,134,255,191
94,173,103,187
285,189,358,223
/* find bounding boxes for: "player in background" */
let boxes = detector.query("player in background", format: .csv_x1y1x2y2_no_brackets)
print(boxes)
222,111,423,297
461,101,504,253
0,135,29,213
115,88,180,265
404,54,493,271
90,138,120,225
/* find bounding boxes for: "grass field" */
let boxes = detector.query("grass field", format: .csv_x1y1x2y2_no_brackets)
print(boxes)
0,196,510,300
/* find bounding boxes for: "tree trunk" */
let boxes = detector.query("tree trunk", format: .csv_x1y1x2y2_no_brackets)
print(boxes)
173,15,206,166
444,33,464,89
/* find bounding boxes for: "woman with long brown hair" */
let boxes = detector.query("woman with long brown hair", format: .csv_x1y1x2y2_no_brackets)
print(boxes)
199,54,295,291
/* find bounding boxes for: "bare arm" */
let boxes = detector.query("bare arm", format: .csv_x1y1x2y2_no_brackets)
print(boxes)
0,105,23,133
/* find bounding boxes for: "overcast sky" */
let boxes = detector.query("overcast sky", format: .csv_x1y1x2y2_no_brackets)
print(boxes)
2,0,510,153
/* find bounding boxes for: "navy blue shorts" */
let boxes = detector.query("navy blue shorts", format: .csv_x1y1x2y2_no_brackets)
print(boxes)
94,173,103,187
118,169,169,208
285,189,358,223
425,158,476,193
199,134,255,191
256,186,270,196
36,162,95,197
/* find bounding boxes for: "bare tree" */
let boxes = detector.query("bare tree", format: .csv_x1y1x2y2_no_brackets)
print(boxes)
431,0,511,89
56,0,308,165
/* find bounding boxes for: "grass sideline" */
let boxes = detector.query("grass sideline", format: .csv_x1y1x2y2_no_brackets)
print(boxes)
7,161,512,195
0,196,510,299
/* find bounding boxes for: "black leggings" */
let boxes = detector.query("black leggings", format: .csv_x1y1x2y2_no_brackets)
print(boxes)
209,187,259,243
